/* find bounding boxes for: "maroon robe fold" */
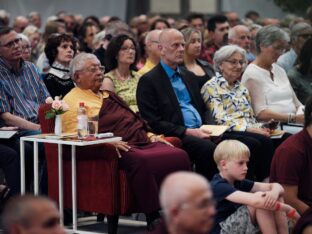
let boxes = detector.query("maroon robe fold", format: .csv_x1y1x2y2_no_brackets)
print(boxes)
98,91,151,144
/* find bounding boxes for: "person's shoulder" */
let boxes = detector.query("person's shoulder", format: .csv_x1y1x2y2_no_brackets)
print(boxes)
140,64,163,82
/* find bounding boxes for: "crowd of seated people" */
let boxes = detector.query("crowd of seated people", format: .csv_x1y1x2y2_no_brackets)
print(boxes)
0,7,312,232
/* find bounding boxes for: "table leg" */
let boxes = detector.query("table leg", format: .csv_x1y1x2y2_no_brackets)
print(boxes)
34,141,39,195
58,144,64,225
20,140,25,194
71,145,77,231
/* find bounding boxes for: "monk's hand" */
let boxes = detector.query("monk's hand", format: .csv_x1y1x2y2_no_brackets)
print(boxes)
111,141,131,152
150,135,174,147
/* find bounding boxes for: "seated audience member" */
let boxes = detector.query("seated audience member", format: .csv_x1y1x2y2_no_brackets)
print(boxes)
249,24,262,57
277,22,312,73
211,140,300,234
2,195,66,234
287,38,312,104
12,16,29,33
245,10,260,23
200,15,229,64
137,29,273,181
44,33,76,98
78,22,99,53
201,45,277,181
181,27,215,88
138,29,162,76
242,25,304,125
150,172,216,234
102,34,141,112
0,26,50,135
22,25,41,62
270,96,312,215
225,11,240,27
228,25,255,62
19,34,31,61
36,20,67,74
150,18,170,30
62,52,191,231
293,207,312,234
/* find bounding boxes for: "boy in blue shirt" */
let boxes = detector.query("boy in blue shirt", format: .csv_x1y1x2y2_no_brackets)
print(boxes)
211,140,300,234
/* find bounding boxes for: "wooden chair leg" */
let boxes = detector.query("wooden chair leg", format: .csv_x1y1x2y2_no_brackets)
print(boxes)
107,215,119,234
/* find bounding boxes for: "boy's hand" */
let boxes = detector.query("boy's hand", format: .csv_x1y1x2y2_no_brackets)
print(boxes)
262,191,278,209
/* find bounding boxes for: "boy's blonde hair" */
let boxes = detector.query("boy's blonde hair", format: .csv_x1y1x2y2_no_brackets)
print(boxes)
214,140,250,165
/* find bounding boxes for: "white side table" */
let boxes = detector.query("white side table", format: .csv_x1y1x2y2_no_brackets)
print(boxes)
20,135,122,234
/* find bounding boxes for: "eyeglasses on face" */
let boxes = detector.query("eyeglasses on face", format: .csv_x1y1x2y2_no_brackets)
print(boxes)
0,38,22,49
83,65,105,73
224,59,246,66
120,46,136,52
22,44,32,50
297,33,312,39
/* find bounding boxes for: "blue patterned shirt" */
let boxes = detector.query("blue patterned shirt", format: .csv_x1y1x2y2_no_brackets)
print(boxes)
160,60,202,128
0,58,50,123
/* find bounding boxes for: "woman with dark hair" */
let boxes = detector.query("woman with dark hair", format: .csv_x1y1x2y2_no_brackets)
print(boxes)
102,34,140,112
44,33,76,98
79,22,100,53
181,27,215,88
150,18,170,30
287,38,312,104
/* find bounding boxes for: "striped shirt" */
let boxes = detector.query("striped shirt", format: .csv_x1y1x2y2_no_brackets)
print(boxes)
0,58,50,123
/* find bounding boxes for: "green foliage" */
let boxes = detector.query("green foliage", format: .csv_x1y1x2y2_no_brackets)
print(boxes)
273,0,310,14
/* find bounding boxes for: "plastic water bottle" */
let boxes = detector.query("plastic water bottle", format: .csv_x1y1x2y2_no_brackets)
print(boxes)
77,102,88,139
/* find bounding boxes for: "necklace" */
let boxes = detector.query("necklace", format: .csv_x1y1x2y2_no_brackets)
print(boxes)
115,69,131,82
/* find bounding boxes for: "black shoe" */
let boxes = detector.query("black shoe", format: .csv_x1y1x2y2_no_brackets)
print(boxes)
147,218,161,232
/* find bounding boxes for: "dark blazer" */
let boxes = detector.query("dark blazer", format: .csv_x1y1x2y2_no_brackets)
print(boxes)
137,63,213,138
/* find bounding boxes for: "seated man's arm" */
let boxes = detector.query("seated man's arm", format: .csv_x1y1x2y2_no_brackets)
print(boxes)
1,112,40,131
283,184,310,214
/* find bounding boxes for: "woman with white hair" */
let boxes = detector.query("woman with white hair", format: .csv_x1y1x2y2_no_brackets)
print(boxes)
201,44,277,181
19,34,32,61
22,25,41,62
242,25,304,125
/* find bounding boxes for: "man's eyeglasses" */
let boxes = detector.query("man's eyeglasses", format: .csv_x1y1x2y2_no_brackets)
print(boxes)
81,65,105,73
224,59,246,66
0,38,22,49
297,33,312,40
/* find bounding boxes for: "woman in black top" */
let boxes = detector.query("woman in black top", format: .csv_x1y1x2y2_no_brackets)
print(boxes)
44,33,76,98
180,27,215,88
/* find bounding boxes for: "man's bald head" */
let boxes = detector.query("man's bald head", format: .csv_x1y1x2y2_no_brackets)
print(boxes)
13,16,29,33
160,172,211,214
2,195,65,234
160,172,215,234
228,25,251,51
158,29,185,68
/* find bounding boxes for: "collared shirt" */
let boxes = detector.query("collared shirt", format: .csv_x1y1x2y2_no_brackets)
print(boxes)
160,60,202,128
0,58,50,123
201,72,257,131
138,58,157,76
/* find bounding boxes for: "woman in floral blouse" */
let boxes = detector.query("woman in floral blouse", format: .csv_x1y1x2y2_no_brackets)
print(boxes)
201,45,280,181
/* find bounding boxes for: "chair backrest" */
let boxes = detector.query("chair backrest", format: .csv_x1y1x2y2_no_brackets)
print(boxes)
38,103,55,134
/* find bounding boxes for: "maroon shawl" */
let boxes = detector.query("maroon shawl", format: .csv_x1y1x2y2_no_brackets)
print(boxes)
98,91,151,144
